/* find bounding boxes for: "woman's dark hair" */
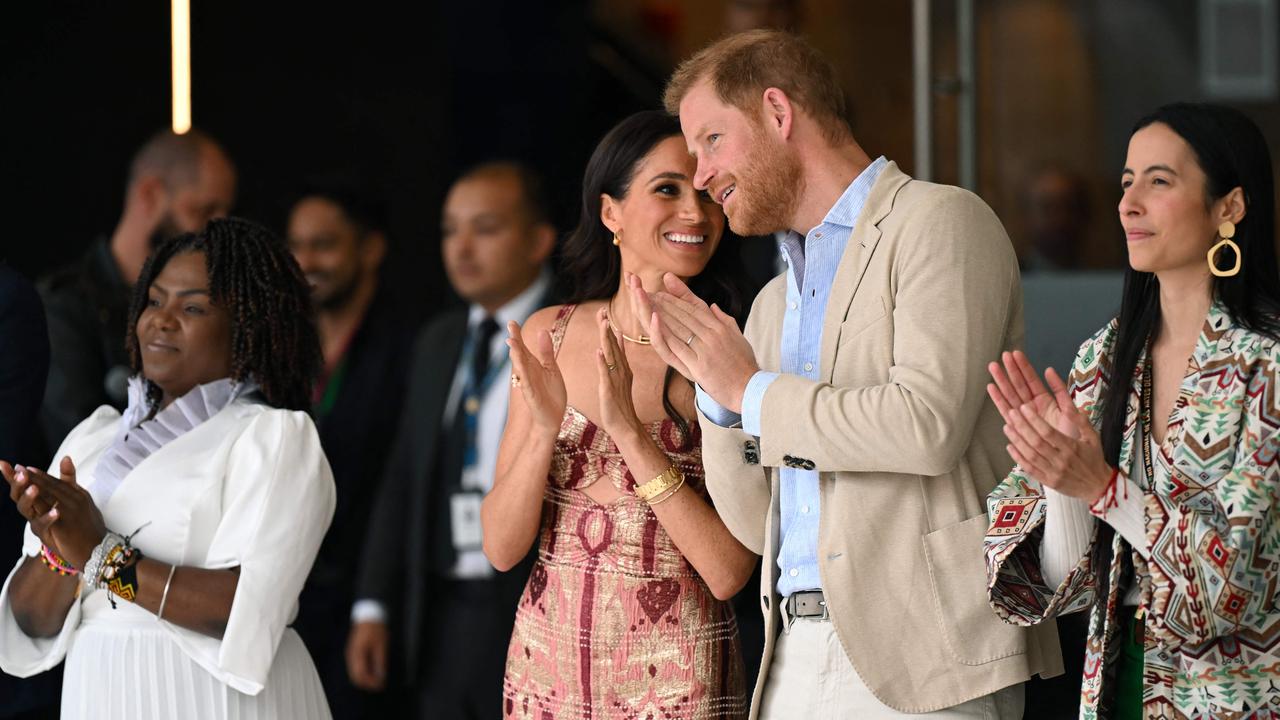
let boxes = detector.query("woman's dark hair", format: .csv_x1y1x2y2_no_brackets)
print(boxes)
1100,103,1280,465
560,110,748,445
126,217,322,413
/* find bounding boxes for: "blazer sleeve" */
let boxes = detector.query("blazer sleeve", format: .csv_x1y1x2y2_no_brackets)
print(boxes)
354,413,415,607
984,332,1113,626
166,409,336,695
698,292,779,555
354,321,447,609
755,187,1020,476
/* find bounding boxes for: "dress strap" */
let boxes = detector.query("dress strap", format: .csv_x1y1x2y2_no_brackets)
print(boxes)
549,304,577,358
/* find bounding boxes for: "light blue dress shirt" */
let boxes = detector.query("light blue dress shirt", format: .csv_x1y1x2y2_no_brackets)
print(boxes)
697,156,887,597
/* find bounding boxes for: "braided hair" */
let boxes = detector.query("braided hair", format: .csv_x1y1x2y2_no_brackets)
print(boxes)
126,217,322,412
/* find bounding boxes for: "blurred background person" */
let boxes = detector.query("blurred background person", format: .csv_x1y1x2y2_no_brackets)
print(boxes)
38,129,236,456
346,162,556,720
0,264,56,719
286,177,416,719
724,0,799,34
1020,165,1092,273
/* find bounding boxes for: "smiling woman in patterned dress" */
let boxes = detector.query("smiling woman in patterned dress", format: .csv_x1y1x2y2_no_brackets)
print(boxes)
481,110,755,720
983,103,1280,719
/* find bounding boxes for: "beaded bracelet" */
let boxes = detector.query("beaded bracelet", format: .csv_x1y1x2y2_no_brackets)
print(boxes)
103,547,142,608
39,545,78,576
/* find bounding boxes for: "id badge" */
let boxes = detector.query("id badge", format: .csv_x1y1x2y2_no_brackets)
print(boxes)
449,492,485,551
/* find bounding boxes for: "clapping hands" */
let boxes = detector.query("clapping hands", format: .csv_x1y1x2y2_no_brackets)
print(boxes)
3,456,107,567
987,351,1113,502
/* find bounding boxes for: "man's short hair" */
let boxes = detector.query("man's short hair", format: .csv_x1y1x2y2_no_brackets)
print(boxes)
663,29,851,144
294,174,388,235
455,160,552,226
127,128,224,190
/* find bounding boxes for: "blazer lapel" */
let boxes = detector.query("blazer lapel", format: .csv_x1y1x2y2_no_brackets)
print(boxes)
819,162,912,377
409,312,469,490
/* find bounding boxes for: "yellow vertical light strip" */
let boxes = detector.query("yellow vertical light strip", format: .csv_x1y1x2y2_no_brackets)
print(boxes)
171,0,191,134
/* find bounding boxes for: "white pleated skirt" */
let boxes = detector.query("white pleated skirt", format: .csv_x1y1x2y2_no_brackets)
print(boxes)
60,614,331,720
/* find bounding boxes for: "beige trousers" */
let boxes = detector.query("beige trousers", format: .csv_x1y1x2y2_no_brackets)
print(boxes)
759,616,1025,719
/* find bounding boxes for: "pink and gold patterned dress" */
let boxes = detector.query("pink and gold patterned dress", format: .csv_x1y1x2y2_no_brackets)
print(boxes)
502,305,747,720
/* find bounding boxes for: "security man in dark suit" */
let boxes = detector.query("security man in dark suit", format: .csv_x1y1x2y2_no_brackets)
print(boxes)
345,162,556,720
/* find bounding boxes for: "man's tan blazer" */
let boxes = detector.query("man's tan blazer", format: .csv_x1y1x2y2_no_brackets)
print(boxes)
699,162,1062,715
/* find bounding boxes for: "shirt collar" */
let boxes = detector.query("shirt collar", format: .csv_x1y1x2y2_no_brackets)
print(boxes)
820,155,888,230
467,268,552,329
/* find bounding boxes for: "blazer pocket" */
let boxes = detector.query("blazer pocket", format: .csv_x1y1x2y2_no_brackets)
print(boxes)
836,296,888,348
922,513,1028,665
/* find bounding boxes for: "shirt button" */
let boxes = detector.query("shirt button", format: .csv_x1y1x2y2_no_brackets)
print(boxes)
801,505,810,514
804,362,813,372
789,302,797,310
814,232,823,239
789,568,799,577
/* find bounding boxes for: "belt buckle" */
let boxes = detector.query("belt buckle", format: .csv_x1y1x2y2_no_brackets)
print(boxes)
788,590,828,621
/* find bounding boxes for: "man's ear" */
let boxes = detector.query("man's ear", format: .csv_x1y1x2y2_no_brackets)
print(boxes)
131,174,169,222
761,87,794,140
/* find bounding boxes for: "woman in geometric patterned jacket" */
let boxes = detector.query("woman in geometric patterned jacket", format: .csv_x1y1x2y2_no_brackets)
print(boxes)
983,103,1280,720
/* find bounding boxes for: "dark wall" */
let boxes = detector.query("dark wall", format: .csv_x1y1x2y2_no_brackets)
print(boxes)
2,1,659,312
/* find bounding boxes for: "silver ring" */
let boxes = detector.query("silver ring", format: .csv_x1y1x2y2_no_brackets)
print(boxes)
685,334,695,346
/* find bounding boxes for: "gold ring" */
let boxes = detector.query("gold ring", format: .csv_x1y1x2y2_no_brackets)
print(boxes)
685,334,695,346
606,362,617,372
510,374,522,387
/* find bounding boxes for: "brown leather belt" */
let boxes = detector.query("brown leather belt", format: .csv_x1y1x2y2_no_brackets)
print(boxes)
785,589,828,619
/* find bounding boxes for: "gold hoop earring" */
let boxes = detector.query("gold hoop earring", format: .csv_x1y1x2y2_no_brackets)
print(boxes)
613,231,622,247
1207,220,1241,278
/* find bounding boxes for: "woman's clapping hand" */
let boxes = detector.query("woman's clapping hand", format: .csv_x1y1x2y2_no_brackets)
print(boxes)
987,351,1113,503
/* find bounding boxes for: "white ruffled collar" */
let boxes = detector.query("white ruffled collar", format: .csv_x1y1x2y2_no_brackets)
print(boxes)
88,376,260,508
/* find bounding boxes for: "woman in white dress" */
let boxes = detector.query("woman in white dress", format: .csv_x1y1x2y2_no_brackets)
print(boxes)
0,218,336,719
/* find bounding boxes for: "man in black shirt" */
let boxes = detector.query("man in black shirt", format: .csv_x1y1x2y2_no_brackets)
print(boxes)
286,177,417,718
38,129,235,451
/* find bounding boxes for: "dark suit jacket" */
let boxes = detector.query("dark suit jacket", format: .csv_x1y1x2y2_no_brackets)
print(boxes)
0,264,59,718
356,307,535,684
297,289,416,642
38,238,131,453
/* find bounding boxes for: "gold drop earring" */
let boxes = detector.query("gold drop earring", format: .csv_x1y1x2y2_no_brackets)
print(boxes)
1207,220,1241,277
613,230,622,246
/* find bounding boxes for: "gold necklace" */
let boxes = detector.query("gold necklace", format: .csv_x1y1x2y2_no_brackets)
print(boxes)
607,297,651,345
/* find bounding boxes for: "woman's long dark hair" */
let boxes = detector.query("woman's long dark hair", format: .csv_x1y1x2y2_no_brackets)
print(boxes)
560,110,748,445
126,217,322,413
1100,103,1280,465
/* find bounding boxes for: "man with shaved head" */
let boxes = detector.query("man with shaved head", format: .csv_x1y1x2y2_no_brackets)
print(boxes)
39,128,236,449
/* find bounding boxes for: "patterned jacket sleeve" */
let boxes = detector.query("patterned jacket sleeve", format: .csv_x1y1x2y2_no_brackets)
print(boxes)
1138,341,1280,650
984,325,1116,626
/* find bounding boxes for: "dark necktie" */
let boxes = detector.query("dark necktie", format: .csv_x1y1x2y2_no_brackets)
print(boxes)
471,316,500,387
429,316,501,575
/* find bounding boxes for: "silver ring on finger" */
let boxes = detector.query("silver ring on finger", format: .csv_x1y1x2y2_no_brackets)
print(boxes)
685,333,695,346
